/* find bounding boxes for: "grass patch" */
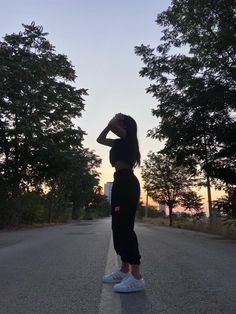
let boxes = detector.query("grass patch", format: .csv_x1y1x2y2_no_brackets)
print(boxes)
140,217,236,240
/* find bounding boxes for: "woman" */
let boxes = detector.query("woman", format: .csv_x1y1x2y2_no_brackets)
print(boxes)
97,113,145,293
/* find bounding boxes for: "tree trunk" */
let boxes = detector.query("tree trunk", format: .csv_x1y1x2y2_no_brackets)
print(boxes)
206,173,213,222
72,201,78,220
145,190,148,218
48,197,52,223
48,185,55,223
203,135,213,222
169,206,173,226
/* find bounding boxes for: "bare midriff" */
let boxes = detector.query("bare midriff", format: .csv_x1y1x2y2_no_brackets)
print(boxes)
114,160,132,172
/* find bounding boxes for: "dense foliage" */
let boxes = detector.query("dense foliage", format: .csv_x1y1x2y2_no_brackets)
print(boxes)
135,0,236,220
0,23,107,227
142,152,202,225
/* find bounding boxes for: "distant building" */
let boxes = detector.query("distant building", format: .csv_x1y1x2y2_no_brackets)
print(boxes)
104,182,113,204
159,203,166,215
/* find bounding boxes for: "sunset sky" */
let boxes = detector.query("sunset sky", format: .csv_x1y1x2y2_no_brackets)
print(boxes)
0,0,224,213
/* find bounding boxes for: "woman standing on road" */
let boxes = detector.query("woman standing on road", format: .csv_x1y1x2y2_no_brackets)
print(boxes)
97,113,145,293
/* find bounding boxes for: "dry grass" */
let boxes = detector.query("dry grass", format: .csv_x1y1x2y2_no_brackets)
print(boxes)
0,222,67,232
140,217,236,240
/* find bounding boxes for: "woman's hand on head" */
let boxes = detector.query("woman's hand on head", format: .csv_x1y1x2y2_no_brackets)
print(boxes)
108,113,126,138
108,113,124,127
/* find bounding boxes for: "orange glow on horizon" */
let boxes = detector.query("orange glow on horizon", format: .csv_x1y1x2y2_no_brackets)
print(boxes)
99,165,225,216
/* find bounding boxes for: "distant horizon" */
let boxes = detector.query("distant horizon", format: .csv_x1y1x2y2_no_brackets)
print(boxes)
102,178,223,217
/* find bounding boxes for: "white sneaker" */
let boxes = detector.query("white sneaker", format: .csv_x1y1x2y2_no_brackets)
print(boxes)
102,270,130,283
113,274,145,293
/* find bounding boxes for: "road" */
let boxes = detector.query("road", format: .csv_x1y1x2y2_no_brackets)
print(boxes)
0,218,235,314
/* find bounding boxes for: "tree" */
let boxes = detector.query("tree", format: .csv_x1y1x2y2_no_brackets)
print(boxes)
0,23,105,226
141,152,196,226
0,22,87,199
213,186,236,226
68,149,102,219
36,142,102,222
135,0,236,218
180,190,205,220
86,185,111,218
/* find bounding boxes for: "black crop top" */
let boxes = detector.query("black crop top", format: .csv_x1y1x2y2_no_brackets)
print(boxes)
109,138,133,167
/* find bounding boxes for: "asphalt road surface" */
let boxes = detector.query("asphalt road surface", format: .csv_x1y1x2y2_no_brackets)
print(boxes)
0,218,235,314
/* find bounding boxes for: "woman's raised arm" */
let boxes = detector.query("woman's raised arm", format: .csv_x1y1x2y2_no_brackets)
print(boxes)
96,125,114,147
97,114,126,146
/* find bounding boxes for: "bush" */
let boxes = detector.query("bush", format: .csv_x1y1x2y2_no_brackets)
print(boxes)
0,198,24,227
148,208,163,218
0,192,48,227
21,192,47,224
136,203,145,219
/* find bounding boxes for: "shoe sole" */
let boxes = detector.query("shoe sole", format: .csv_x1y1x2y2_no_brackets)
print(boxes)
102,279,122,284
113,286,145,293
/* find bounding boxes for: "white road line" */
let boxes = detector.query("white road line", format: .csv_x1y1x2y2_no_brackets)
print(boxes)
98,232,121,314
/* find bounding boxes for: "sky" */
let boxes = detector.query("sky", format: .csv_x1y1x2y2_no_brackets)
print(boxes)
0,0,224,212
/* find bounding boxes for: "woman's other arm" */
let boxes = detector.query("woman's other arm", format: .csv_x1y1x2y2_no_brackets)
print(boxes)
96,125,114,147
97,114,126,147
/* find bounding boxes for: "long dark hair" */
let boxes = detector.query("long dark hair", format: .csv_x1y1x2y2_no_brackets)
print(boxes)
122,114,141,167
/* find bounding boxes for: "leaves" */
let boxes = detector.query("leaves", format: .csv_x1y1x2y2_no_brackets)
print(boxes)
0,22,102,220
180,190,204,214
141,152,195,208
135,0,236,185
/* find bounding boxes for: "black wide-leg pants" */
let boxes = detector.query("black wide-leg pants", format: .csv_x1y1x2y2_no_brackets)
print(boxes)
111,169,141,265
